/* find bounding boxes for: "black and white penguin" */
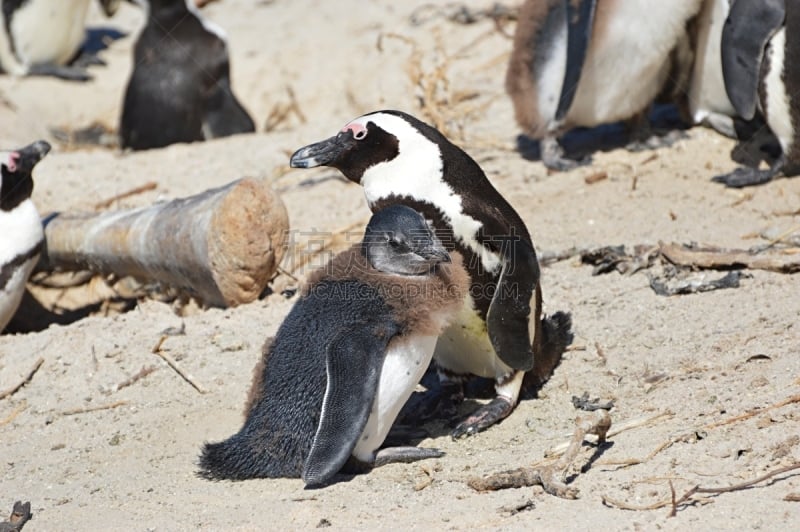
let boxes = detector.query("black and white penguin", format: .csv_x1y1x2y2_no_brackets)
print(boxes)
0,140,50,332
686,0,737,137
0,0,121,81
506,0,702,170
199,205,469,487
290,110,573,439
712,0,800,187
119,0,255,150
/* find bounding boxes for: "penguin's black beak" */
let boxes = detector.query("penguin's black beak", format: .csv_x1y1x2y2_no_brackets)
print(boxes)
418,245,451,265
5,140,51,174
290,132,356,168
16,140,51,173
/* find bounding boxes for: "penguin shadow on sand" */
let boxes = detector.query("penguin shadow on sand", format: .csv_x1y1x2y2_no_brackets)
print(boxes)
514,104,691,169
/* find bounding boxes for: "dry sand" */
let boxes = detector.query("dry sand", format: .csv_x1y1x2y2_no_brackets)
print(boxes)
1,1,799,530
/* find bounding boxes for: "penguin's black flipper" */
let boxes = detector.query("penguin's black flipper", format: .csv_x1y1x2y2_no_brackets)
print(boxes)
203,75,256,139
302,323,397,487
486,236,540,372
721,0,785,120
555,0,597,122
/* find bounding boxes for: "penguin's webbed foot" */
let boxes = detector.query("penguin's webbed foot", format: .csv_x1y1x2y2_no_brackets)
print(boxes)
625,129,688,152
26,64,91,82
541,135,591,172
712,166,778,188
403,381,464,424
71,51,107,69
450,396,514,440
373,446,444,467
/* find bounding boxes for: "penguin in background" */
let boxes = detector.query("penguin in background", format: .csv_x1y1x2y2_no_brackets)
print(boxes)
0,140,50,333
0,0,123,81
506,0,702,171
290,110,573,439
120,0,255,151
199,205,469,487
712,0,800,187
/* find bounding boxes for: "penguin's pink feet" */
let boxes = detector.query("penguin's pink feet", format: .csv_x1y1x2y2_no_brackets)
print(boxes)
450,396,514,440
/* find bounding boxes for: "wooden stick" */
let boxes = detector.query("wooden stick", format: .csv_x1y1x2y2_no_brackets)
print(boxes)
153,337,206,394
703,394,800,430
660,242,800,273
0,404,26,426
115,365,157,392
468,410,611,498
61,400,127,416
0,358,44,401
39,178,289,307
93,181,157,210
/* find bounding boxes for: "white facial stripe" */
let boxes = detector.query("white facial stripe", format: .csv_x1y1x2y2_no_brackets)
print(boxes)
186,0,228,41
354,112,501,274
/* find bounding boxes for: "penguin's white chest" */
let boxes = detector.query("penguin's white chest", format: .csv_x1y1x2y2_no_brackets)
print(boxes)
432,294,512,380
0,200,44,330
351,335,438,462
565,0,702,127
10,0,90,66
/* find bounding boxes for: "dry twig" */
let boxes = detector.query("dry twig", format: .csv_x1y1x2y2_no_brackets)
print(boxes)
704,394,800,430
61,400,127,416
153,337,206,394
93,182,157,210
603,463,800,515
0,404,26,427
115,366,158,392
0,358,44,401
468,410,611,498
660,242,800,274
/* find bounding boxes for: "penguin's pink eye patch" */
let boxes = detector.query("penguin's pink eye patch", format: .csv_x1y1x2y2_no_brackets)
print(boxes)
4,152,19,172
342,123,368,140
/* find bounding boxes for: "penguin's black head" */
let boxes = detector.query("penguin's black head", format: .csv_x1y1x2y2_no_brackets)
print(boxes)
362,205,450,276
1,140,50,212
290,110,446,183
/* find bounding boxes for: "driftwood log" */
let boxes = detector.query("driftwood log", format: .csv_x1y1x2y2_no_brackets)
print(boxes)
39,178,289,307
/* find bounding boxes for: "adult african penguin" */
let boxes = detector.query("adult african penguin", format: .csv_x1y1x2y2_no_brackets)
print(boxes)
120,0,255,150
290,110,573,439
712,0,800,187
506,0,702,171
199,205,469,486
0,0,121,81
0,140,50,332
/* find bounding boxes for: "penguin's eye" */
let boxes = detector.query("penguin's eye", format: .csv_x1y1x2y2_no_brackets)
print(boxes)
353,129,367,140
387,237,405,250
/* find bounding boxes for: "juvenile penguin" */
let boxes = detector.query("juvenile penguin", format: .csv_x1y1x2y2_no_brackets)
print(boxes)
0,0,121,81
199,205,469,486
506,0,702,170
0,140,50,332
290,110,573,439
120,0,255,150
712,0,800,187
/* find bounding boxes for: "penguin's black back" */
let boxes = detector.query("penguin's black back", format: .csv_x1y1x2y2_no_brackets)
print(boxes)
199,278,400,480
120,1,253,150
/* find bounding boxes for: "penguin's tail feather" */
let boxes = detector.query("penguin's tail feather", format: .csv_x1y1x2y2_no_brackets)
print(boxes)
523,311,573,397
198,433,278,481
